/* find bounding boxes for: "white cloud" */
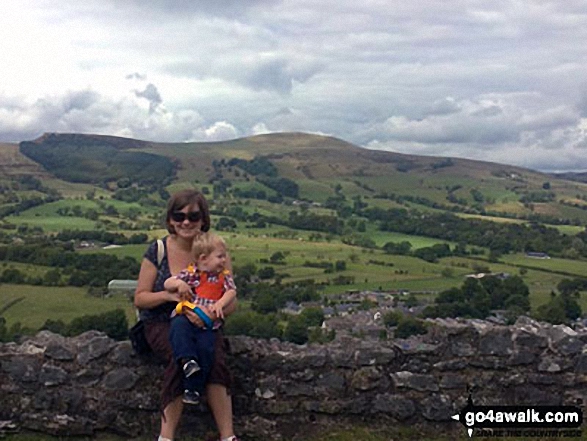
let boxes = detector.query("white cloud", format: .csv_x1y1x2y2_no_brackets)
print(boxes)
192,121,239,142
1,0,587,170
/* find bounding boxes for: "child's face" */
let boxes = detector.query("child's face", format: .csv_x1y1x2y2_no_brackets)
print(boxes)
198,245,227,273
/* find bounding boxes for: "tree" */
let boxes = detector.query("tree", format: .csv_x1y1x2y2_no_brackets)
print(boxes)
535,297,567,324
534,292,581,324
383,311,403,327
284,315,308,344
270,251,286,264
43,269,62,286
383,241,412,255
216,217,237,231
67,309,128,340
394,317,428,339
0,268,25,284
257,266,275,280
300,307,324,327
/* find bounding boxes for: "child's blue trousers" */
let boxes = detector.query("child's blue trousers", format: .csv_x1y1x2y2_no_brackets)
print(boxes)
169,315,216,395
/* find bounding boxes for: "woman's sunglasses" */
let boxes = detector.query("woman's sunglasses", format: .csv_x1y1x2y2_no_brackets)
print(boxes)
170,211,202,223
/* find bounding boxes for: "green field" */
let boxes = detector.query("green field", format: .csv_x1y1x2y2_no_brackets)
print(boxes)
440,256,587,311
499,253,587,276
6,214,97,231
3,132,587,333
0,284,136,330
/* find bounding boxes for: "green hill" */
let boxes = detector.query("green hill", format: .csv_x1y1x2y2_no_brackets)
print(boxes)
19,133,175,187
3,132,587,332
2,131,587,225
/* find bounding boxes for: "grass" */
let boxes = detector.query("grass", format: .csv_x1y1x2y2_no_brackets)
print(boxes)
499,254,587,277
5,214,97,231
86,231,584,310
4,225,587,333
0,284,136,330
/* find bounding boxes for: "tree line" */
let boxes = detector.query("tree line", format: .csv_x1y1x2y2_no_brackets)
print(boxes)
0,242,140,287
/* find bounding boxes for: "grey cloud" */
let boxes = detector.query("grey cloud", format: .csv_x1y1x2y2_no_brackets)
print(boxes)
126,72,147,81
240,58,323,93
166,57,323,94
373,114,519,146
421,98,462,117
242,59,293,94
118,0,279,19
134,84,162,114
578,92,587,117
472,105,503,118
62,90,100,113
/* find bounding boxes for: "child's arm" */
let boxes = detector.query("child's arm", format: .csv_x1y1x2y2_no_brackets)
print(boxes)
164,275,193,301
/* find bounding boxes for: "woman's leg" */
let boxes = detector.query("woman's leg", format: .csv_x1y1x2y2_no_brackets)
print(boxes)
206,383,234,439
145,321,185,440
161,395,184,439
207,331,235,439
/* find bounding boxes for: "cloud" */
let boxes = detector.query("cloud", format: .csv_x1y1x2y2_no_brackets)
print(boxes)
191,121,239,141
252,122,270,135
134,83,163,114
2,0,587,170
0,87,238,143
126,72,147,81
118,0,278,19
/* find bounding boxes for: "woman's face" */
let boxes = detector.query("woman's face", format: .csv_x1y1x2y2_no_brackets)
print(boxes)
170,203,203,239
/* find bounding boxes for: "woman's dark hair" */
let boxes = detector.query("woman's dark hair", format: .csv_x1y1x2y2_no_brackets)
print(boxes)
165,189,211,234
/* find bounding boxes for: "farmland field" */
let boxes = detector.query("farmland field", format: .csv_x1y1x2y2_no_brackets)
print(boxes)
3,132,587,334
499,254,587,276
0,284,136,330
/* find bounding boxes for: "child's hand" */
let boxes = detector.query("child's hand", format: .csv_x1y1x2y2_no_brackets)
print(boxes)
176,281,193,301
209,302,225,320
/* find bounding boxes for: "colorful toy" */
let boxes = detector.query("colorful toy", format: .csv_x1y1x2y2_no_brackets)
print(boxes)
175,301,214,329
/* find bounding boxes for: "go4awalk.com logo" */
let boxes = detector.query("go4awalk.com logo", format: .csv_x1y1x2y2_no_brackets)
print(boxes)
452,396,583,438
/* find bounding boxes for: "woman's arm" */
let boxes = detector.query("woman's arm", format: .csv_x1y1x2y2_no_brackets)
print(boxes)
134,258,179,309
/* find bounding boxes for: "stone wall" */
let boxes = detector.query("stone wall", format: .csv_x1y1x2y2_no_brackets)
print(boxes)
1,316,586,440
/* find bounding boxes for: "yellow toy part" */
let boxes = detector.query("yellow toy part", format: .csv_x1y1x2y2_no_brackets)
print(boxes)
175,300,196,315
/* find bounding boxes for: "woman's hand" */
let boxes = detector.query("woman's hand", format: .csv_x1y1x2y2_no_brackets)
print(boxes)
166,291,181,303
183,305,215,328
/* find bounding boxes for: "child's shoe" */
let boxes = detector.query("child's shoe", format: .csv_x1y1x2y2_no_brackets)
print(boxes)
183,389,201,405
183,359,200,377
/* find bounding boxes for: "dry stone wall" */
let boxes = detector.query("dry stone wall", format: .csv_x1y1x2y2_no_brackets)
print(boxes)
1,316,586,439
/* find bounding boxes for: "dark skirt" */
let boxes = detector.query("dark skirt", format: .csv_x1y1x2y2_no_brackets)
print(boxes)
144,320,232,411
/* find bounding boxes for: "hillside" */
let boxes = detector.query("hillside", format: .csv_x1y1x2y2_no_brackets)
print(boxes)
11,131,587,224
3,132,587,333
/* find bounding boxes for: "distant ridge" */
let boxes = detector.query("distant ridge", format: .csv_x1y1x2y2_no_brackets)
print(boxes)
19,131,575,178
551,171,587,184
1,130,586,224
30,132,152,150
19,133,174,185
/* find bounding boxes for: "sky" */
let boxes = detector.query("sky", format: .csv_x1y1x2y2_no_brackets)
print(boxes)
1,0,587,172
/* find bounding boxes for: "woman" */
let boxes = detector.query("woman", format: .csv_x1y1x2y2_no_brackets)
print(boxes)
134,189,239,441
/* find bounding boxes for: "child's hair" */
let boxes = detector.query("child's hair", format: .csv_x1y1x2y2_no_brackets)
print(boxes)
192,232,227,258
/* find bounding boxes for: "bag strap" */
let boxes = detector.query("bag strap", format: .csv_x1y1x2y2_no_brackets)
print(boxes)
134,239,164,323
156,239,164,268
